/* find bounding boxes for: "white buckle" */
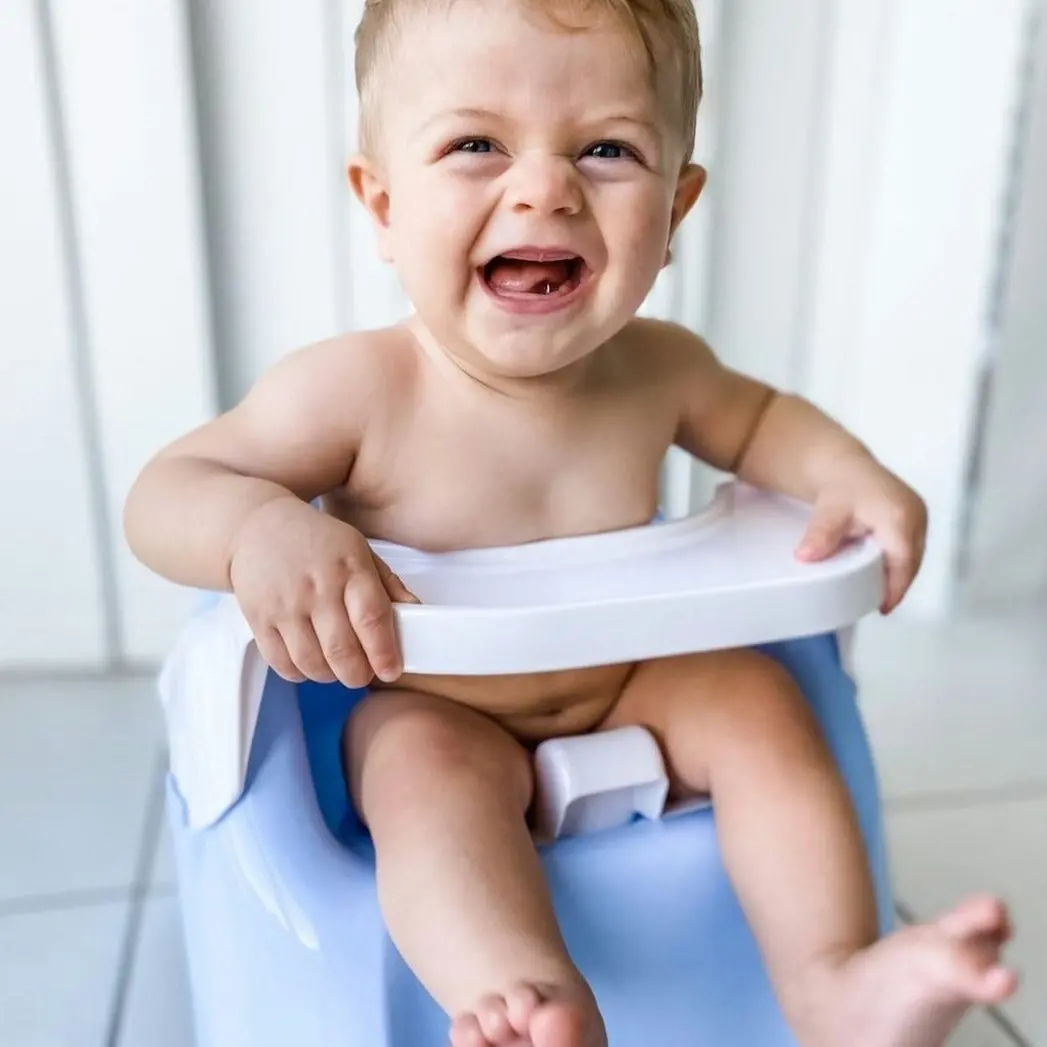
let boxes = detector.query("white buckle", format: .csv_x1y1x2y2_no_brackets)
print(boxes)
532,726,671,842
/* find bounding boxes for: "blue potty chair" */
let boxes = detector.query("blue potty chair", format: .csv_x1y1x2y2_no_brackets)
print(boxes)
161,486,891,1047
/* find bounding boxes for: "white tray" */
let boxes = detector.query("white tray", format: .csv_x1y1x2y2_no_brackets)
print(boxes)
373,484,884,676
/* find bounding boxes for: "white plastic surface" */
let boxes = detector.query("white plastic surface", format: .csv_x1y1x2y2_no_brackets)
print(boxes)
533,726,670,842
376,484,884,676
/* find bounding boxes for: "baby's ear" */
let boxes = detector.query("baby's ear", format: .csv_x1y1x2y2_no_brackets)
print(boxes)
348,154,394,262
669,163,707,238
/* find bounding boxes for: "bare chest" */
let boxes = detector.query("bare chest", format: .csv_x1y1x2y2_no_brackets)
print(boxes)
332,386,675,550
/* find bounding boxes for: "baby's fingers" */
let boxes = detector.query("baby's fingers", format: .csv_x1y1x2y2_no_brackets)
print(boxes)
344,565,403,683
880,540,918,614
372,554,421,605
796,501,854,562
312,605,373,690
280,617,338,683
255,626,306,684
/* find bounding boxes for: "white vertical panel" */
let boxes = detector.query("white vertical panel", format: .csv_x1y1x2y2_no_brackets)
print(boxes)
675,0,721,336
0,1,107,666
801,0,1027,618
799,3,894,412
658,0,723,517
343,0,414,332
705,0,833,389
187,0,409,382
966,16,1047,606
190,0,358,402
50,0,217,663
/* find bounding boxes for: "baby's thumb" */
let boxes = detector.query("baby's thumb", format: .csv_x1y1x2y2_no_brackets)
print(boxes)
373,555,421,605
796,502,852,562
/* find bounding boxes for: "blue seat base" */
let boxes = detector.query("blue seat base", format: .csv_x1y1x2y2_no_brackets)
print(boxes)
168,633,891,1047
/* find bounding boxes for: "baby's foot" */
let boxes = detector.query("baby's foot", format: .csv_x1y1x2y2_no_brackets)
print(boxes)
449,980,606,1047
792,895,1018,1047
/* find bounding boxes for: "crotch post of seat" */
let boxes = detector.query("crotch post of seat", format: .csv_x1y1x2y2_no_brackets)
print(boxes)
162,484,892,1047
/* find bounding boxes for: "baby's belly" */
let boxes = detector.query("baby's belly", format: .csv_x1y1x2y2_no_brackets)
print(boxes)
377,663,635,744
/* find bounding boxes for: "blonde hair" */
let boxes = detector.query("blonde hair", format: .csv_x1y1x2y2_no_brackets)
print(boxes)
354,0,703,162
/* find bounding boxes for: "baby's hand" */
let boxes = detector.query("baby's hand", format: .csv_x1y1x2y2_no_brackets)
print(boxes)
229,498,418,687
795,468,927,614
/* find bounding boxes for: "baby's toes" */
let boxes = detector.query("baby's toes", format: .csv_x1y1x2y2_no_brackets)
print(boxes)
450,1012,491,1047
504,983,543,1032
476,994,518,1044
979,965,1020,1003
931,895,1018,1001
949,941,1019,1005
937,894,1010,943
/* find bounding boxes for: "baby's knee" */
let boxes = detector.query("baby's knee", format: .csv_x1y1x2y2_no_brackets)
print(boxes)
708,649,812,735
346,691,533,813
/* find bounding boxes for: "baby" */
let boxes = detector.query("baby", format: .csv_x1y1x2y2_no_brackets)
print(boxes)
125,1,1017,1044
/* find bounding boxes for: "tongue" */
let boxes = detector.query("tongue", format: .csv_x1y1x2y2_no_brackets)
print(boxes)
486,258,574,294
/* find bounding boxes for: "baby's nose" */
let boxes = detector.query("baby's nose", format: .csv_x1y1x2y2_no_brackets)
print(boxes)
505,154,584,216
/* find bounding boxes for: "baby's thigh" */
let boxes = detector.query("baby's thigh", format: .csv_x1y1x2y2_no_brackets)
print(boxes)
344,688,534,825
601,649,818,800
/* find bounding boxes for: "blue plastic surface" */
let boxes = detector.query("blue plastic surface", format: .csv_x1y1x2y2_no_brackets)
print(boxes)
168,633,891,1047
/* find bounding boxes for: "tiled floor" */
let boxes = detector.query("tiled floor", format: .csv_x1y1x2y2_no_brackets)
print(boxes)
1,608,1043,1046
857,608,1047,1047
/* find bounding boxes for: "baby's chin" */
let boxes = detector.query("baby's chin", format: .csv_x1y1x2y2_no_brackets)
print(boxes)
463,333,603,385
409,310,612,387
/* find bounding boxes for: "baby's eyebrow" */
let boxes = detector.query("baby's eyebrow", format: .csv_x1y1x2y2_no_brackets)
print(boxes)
418,107,499,133
591,114,662,136
416,107,663,140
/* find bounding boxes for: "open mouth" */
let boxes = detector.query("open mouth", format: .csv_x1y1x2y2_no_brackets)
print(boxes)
479,250,589,303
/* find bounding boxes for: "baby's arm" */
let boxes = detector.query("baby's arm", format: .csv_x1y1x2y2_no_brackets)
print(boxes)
125,340,362,587
660,323,927,611
125,336,413,684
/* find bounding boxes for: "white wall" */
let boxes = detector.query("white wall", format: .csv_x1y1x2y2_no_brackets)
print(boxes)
186,0,430,407
806,0,1027,619
658,0,723,517
0,1,108,667
49,0,217,664
706,0,833,390
0,1,215,669
712,0,1029,619
188,0,369,407
965,14,1047,608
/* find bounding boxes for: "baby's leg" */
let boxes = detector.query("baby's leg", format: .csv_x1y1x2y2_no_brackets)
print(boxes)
345,690,605,1047
603,651,1016,1047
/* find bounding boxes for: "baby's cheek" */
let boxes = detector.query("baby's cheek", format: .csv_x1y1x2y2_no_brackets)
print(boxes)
620,221,671,286
607,188,669,250
417,205,484,269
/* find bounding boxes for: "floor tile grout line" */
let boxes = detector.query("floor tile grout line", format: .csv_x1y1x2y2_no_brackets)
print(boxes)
0,883,174,919
0,666,159,685
894,901,1034,1047
886,780,1047,815
102,749,169,1047
985,1008,1040,1047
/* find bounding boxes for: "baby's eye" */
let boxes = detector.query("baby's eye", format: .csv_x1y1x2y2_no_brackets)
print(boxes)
451,137,494,154
584,141,639,162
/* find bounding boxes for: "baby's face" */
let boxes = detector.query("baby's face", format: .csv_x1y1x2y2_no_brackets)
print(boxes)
352,0,704,381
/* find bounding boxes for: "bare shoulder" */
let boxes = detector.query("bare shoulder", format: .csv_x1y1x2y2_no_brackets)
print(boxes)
231,324,425,451
615,317,721,385
257,324,417,419
153,324,419,500
616,320,778,472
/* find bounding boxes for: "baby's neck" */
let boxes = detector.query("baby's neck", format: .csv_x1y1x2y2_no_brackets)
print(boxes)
405,316,611,403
